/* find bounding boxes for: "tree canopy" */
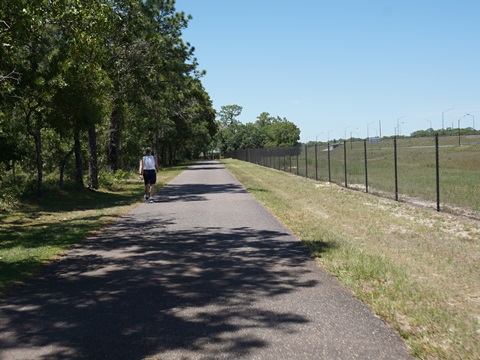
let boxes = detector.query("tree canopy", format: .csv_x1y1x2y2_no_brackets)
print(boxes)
213,105,300,153
0,0,216,199
0,2,302,204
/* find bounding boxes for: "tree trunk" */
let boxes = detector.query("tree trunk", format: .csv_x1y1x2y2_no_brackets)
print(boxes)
59,146,75,190
88,125,99,189
12,160,16,183
155,124,160,163
26,111,43,198
33,130,43,197
74,128,84,187
107,106,121,173
160,143,166,167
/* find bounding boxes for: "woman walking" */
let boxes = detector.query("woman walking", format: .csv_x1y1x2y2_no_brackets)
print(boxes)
139,147,159,203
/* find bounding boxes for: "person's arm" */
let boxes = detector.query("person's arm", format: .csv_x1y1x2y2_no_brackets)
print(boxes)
155,156,159,172
139,157,143,175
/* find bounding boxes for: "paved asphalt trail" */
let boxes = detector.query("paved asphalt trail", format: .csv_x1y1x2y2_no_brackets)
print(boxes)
0,161,412,359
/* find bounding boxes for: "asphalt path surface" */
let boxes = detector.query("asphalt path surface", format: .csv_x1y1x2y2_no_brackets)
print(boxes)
0,161,412,359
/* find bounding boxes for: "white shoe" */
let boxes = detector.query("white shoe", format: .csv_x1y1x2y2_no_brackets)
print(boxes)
144,194,149,200
149,198,154,203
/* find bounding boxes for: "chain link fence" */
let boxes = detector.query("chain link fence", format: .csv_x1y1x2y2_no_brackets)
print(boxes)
226,134,480,219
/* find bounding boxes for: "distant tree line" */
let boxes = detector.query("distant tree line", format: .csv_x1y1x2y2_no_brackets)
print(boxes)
410,127,480,138
213,105,301,153
0,0,216,198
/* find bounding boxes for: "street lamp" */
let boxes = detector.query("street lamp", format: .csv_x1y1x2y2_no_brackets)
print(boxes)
393,121,405,136
344,126,354,142
316,132,324,143
327,130,332,143
396,115,406,136
466,113,475,130
442,108,453,131
350,128,358,149
458,114,468,146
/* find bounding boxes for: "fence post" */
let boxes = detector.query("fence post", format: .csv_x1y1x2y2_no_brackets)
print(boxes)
328,142,331,182
364,139,369,193
315,142,318,180
305,144,308,179
435,133,440,212
296,151,299,175
344,140,348,187
394,136,398,201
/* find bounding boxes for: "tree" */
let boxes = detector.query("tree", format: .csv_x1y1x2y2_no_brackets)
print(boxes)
213,107,301,152
0,0,216,201
218,105,243,126
104,0,196,171
265,117,300,147
255,112,275,128
0,1,63,196
214,105,244,152
239,123,266,149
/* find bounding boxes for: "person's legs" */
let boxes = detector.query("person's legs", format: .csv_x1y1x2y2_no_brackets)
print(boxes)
149,170,157,202
144,170,155,200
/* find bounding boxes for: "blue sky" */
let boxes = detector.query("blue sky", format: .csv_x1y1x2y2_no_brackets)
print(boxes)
175,0,480,142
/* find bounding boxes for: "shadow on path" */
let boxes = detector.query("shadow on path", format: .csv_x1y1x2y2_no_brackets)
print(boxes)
0,214,318,359
155,183,247,203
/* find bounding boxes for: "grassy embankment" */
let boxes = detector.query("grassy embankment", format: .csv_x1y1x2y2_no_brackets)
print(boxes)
223,158,479,360
0,165,186,295
280,137,479,217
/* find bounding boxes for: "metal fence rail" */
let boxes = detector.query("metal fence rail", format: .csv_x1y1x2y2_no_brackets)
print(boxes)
226,134,480,219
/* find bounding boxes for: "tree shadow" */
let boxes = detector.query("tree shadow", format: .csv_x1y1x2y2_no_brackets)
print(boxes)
0,214,116,292
156,183,248,203
0,215,319,359
303,240,338,258
186,166,226,171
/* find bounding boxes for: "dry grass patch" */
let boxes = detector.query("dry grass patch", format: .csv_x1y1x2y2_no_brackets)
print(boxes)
223,159,480,360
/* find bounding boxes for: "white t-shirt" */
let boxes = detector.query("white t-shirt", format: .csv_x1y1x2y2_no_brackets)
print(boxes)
143,155,155,170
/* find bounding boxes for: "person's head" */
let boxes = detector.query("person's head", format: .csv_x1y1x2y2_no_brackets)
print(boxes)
145,147,152,155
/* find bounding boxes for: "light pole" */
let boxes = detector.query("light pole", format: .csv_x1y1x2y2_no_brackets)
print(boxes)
350,128,358,149
442,108,453,131
424,119,432,129
467,113,475,129
344,126,353,142
458,114,468,146
396,115,406,136
316,132,324,143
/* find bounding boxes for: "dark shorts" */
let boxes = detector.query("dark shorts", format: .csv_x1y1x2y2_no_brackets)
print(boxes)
143,170,156,185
